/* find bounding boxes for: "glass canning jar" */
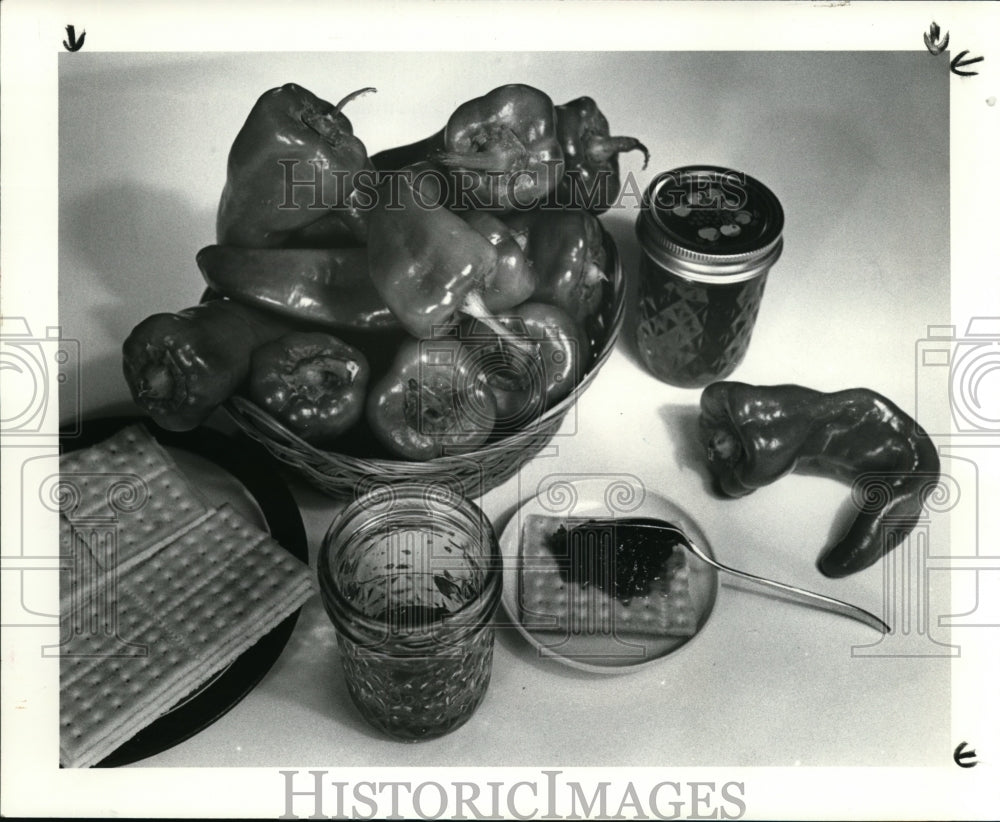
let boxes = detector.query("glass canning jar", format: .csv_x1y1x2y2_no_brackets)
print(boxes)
318,483,502,741
634,165,784,388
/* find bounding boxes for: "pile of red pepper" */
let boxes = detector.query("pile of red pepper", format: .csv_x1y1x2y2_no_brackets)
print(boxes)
122,82,646,457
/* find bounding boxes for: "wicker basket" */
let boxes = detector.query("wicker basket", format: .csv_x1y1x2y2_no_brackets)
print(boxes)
224,230,626,499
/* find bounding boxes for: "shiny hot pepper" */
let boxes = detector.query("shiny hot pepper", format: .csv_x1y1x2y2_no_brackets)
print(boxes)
555,96,649,214
460,212,536,312
459,301,587,430
504,208,608,324
698,382,941,578
435,84,564,212
122,300,290,431
196,244,399,332
366,338,497,461
216,84,375,248
249,332,370,446
367,165,531,341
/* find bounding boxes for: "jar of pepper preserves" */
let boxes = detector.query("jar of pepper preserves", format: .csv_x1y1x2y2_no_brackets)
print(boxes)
318,484,502,741
634,165,784,388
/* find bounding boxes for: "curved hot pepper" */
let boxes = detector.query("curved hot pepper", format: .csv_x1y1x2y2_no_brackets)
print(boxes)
459,301,587,430
366,338,497,461
196,245,399,332
367,164,531,341
504,208,608,324
435,84,564,212
216,83,375,248
249,332,370,446
122,300,290,431
698,381,942,578
554,96,649,214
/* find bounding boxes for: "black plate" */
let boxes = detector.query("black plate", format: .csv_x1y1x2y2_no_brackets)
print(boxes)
59,415,309,768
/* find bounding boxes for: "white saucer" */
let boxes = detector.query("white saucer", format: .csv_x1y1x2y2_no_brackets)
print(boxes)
498,476,720,674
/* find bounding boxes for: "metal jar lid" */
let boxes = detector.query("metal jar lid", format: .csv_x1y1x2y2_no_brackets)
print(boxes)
636,165,784,284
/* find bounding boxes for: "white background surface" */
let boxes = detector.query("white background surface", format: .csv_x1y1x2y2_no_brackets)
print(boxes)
3,2,999,819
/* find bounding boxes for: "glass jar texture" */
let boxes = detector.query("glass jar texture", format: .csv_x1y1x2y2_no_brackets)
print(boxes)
318,485,502,741
635,165,784,388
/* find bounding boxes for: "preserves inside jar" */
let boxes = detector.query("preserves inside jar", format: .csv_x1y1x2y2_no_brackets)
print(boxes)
636,258,769,388
319,490,501,741
335,517,486,632
634,166,783,388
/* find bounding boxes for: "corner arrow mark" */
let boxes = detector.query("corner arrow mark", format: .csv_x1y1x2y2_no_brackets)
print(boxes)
954,741,978,768
63,25,85,52
923,22,949,56
950,50,984,78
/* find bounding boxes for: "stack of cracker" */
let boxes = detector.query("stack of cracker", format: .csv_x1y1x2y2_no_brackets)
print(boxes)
57,425,314,768
518,514,698,638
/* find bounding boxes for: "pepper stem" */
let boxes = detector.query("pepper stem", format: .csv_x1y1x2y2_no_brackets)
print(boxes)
435,148,523,173
139,364,174,401
586,135,650,169
334,86,377,114
434,128,528,173
460,291,536,357
584,260,608,286
707,429,741,465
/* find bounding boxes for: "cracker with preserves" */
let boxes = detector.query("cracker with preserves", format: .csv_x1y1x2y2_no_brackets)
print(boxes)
518,514,698,638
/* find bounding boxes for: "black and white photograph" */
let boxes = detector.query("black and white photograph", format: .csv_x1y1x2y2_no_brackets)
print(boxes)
1,1,997,819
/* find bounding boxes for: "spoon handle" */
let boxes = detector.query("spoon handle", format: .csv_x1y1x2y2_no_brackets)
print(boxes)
637,523,890,634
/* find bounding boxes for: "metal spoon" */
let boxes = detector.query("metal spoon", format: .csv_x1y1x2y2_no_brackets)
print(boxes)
624,519,890,634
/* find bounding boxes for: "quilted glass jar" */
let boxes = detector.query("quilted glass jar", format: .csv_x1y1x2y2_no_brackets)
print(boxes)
635,166,784,388
318,484,502,741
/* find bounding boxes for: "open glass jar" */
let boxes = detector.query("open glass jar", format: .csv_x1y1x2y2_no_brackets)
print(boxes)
634,165,784,388
318,483,502,741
